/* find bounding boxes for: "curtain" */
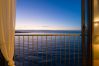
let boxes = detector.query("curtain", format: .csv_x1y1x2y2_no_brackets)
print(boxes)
0,0,16,66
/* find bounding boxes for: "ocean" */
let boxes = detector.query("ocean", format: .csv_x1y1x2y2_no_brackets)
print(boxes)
14,30,82,66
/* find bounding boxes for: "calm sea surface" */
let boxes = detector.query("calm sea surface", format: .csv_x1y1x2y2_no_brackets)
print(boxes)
14,30,82,66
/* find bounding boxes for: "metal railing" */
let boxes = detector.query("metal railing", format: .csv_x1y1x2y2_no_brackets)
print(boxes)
14,34,82,66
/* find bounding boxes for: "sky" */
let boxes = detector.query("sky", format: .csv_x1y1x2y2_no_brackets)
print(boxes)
16,0,81,30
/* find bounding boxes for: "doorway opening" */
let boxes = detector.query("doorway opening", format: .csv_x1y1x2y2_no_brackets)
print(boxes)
15,0,92,66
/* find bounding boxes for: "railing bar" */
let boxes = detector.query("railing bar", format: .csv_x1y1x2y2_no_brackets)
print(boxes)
55,36,57,64
15,34,80,36
46,36,47,65
23,36,24,66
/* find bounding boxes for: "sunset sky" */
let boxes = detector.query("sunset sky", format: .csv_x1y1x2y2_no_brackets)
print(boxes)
16,0,81,30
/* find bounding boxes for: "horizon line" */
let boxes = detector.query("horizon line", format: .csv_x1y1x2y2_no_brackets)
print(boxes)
15,29,81,31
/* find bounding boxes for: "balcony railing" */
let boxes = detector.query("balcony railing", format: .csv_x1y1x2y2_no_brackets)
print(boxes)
14,34,82,66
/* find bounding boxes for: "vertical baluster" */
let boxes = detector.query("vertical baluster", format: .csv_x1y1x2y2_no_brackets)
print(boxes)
37,36,38,64
41,36,43,65
50,36,52,65
46,36,47,65
32,36,34,64
74,36,76,64
23,36,24,66
78,36,80,65
14,36,15,65
60,35,61,64
18,36,20,66
55,36,57,64
69,34,70,64
80,36,81,65
64,35,66,64
28,36,29,65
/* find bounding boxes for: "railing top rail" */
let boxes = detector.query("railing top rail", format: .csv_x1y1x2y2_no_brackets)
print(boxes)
15,34,81,36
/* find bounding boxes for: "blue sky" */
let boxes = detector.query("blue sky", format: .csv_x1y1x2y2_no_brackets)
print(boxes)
16,0,81,30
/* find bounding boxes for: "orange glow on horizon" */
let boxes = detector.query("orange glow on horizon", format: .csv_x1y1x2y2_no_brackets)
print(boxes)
15,26,81,30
